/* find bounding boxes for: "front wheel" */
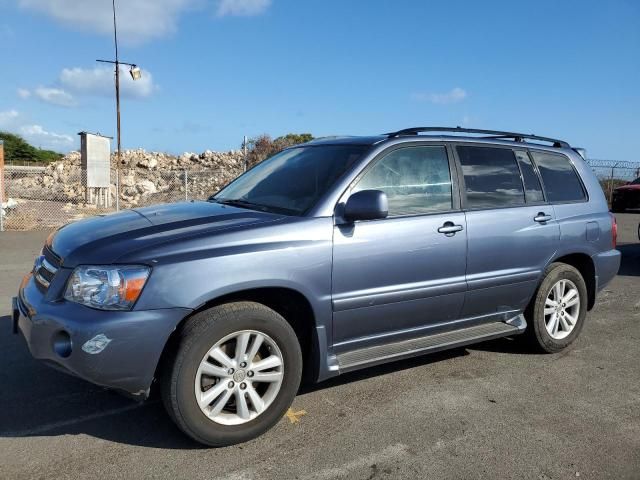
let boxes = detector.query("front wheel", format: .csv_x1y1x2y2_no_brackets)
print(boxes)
162,302,302,446
524,263,588,353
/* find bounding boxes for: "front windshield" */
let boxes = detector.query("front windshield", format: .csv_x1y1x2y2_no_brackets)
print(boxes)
631,177,640,185
212,145,368,215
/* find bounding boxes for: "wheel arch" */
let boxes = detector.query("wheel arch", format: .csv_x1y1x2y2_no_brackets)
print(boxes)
548,252,596,310
155,286,321,391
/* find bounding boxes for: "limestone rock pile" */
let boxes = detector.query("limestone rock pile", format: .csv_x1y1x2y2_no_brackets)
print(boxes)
10,149,245,208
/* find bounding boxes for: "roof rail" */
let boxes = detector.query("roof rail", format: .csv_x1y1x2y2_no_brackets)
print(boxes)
385,126,570,148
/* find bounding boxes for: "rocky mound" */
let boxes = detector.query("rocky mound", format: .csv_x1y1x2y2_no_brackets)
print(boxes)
9,149,246,208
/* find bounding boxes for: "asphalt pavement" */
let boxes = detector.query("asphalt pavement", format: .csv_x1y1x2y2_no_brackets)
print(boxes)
1,213,638,479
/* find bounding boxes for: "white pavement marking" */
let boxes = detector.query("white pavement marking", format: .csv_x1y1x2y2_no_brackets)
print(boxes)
213,470,256,480
309,443,410,479
0,403,144,437
216,444,410,480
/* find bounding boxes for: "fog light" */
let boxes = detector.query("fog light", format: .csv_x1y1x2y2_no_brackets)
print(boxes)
52,331,72,358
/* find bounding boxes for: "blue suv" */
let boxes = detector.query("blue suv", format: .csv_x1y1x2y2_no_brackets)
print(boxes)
13,127,620,446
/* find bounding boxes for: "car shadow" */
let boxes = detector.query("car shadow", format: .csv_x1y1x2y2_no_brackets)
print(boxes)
0,317,198,449
298,347,467,395
0,319,470,450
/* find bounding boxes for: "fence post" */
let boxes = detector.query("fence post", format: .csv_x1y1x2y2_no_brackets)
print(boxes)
184,169,188,201
243,135,248,172
115,169,120,212
609,166,614,204
0,171,4,232
0,140,4,205
0,141,4,232
609,162,621,205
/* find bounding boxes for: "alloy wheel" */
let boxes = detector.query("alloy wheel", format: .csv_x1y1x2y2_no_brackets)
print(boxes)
194,330,284,426
544,279,581,340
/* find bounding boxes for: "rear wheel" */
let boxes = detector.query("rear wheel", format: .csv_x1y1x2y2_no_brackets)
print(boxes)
162,302,302,446
524,263,588,353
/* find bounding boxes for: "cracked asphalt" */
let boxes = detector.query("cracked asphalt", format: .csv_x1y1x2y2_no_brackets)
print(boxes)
1,213,638,479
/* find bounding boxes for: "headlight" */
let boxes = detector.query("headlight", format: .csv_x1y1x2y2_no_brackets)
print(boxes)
64,265,151,311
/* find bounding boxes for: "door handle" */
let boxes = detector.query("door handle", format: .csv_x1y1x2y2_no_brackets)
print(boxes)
534,212,553,223
438,222,464,235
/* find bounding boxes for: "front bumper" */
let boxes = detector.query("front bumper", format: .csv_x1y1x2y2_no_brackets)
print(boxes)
13,273,191,399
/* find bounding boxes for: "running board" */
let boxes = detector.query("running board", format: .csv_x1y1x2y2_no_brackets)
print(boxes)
337,316,526,372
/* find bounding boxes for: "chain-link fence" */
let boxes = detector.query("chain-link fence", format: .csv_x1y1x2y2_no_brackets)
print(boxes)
1,166,242,231
586,159,640,203
2,157,640,231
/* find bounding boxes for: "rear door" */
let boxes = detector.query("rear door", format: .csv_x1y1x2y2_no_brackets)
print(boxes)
331,144,468,351
454,145,560,319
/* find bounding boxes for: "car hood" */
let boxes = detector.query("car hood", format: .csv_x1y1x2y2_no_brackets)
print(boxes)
50,201,284,266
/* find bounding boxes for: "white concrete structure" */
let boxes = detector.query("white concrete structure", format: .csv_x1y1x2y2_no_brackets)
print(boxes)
80,132,112,207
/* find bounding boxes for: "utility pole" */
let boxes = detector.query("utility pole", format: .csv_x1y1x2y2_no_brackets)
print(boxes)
96,0,142,211
113,0,121,202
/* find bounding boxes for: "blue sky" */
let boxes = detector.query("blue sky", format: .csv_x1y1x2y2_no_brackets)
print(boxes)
0,0,638,159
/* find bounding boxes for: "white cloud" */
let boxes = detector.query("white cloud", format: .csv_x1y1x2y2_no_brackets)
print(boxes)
16,66,157,106
216,0,271,16
18,0,197,43
0,110,74,151
412,87,467,105
0,109,19,126
19,124,74,150
34,87,76,107
60,66,157,99
17,0,272,43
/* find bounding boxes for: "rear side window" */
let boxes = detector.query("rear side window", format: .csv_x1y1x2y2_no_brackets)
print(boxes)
514,151,544,203
531,151,586,203
457,146,525,209
354,146,453,216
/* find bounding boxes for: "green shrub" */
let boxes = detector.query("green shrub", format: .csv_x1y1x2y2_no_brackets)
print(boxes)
0,131,63,165
245,133,314,168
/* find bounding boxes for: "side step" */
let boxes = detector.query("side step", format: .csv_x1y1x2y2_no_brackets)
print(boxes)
337,317,526,372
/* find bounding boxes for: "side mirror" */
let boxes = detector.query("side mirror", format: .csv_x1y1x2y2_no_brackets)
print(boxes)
344,189,388,222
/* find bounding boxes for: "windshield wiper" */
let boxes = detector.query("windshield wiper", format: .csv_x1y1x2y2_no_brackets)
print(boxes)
213,198,298,216
214,198,267,211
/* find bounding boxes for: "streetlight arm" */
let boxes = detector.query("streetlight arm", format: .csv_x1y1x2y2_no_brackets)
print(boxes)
96,59,138,68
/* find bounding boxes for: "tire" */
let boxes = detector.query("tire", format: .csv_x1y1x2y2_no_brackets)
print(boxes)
524,263,588,353
161,301,302,447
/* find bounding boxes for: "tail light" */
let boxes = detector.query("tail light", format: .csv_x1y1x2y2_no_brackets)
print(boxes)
610,213,617,249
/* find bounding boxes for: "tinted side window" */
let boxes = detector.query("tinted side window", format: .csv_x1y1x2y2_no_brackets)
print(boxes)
457,146,525,209
514,151,544,203
355,146,453,216
531,152,586,203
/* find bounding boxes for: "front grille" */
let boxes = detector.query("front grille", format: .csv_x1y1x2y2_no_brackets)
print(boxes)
34,245,61,289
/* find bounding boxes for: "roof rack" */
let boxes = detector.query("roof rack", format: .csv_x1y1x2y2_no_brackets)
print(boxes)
385,126,570,148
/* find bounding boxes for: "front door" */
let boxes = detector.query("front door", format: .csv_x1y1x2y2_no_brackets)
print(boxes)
331,144,468,352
